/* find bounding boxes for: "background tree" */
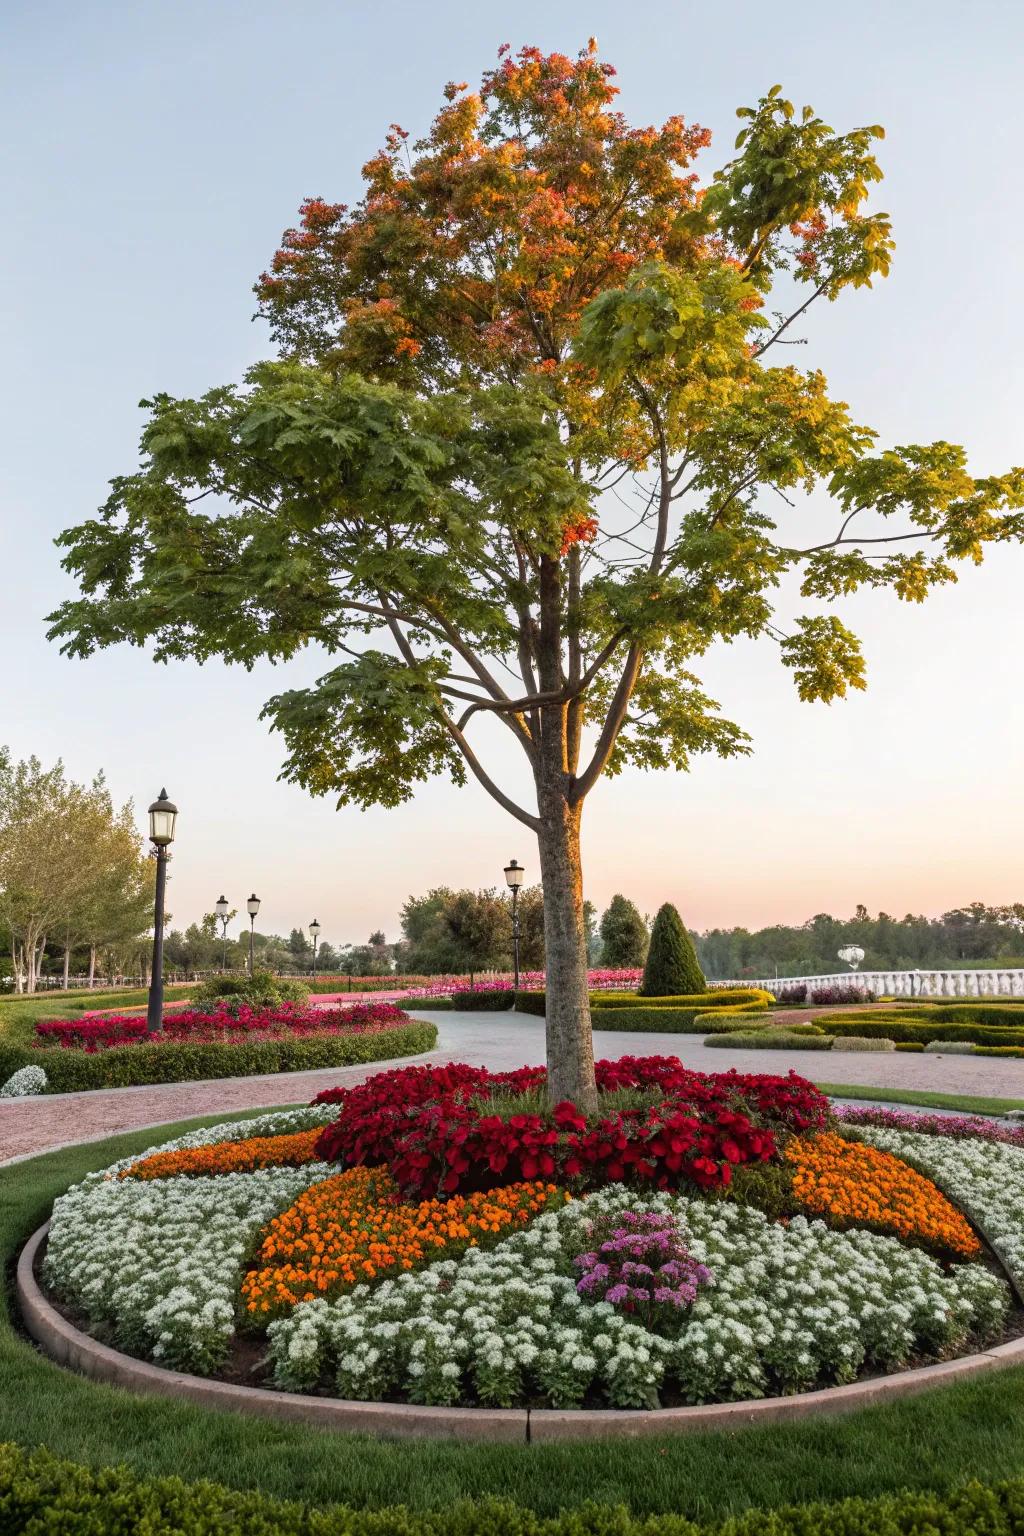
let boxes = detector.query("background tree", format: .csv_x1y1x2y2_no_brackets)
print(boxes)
640,903,705,995
49,44,1024,1106
288,927,311,969
599,894,649,968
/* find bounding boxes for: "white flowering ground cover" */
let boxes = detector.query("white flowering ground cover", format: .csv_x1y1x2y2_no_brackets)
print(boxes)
43,1107,333,1374
857,1126,1024,1296
266,1185,1008,1409
42,1109,1016,1410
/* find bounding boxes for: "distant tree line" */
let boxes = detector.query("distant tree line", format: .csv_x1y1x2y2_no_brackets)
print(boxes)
696,903,1024,980
0,748,155,992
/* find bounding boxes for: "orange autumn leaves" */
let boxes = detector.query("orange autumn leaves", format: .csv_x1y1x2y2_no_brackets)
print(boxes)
123,1127,322,1181
241,1168,568,1318
786,1132,980,1259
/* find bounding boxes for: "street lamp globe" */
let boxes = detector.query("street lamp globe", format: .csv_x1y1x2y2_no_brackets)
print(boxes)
504,858,525,890
214,895,230,922
148,790,177,847
246,893,261,919
308,918,321,942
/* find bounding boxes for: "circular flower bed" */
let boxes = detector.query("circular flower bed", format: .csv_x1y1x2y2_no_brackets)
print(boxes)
38,1059,1023,1409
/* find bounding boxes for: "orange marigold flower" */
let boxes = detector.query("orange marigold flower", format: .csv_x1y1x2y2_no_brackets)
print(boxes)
122,1127,322,1181
785,1132,980,1259
240,1168,569,1318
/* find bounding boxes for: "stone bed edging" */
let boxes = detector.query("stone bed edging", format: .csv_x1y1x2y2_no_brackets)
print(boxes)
18,1220,1024,1443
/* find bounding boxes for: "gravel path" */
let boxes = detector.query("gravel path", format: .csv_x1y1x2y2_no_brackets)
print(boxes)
4,1009,1024,1165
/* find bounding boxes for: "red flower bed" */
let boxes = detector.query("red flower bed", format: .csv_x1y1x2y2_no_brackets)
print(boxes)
34,1001,411,1053
311,1056,828,1198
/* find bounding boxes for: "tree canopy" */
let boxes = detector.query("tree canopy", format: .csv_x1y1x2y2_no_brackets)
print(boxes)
46,42,1024,1103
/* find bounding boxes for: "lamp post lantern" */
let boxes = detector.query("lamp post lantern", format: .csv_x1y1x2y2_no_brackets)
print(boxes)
504,858,525,994
215,895,230,972
145,790,177,1034
308,918,321,981
246,893,261,978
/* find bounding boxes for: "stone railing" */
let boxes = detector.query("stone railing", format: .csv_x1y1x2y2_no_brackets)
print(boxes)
713,969,1024,1000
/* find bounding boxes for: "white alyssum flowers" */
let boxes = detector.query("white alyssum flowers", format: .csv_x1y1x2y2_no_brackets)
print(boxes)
266,1183,1007,1409
43,1106,333,1374
1,1064,48,1097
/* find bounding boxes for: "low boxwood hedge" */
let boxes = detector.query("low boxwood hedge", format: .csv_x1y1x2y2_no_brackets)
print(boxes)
0,1019,437,1093
593,989,772,1011
449,990,514,1010
704,1031,835,1050
514,991,770,1029
827,1014,1024,1049
3,1443,1024,1536
695,1012,773,1034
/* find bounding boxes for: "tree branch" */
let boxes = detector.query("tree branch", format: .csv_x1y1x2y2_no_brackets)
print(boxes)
439,713,541,831
751,281,829,358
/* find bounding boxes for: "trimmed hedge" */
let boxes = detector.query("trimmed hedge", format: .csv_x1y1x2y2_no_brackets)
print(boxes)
449,989,515,1010
4,1444,1024,1536
705,1031,836,1050
0,1019,437,1093
514,990,770,1026
695,1012,773,1034
827,1014,1024,1049
639,903,706,996
832,1036,896,1052
595,989,771,1010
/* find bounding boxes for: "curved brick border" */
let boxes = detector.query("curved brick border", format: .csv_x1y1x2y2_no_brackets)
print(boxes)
18,1221,1024,1442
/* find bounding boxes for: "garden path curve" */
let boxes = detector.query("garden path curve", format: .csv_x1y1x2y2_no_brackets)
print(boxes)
4,1008,1024,1165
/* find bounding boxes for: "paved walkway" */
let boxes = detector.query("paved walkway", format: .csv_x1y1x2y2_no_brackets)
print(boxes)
4,1009,1024,1166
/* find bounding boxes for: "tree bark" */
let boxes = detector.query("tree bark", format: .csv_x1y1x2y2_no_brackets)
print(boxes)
88,946,96,988
536,779,596,1111
62,940,71,991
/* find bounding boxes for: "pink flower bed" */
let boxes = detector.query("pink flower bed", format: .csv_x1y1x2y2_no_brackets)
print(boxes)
398,969,643,1000
34,1001,411,1053
834,1102,1024,1147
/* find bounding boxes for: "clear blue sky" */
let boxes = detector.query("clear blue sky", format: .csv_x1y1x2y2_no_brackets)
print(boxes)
2,0,1022,949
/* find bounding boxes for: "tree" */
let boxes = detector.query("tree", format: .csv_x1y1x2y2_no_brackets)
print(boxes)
599,894,649,968
316,940,339,972
288,927,311,968
640,903,705,995
48,45,1024,1107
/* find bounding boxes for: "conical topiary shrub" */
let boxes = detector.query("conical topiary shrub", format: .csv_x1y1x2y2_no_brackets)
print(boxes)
639,904,706,996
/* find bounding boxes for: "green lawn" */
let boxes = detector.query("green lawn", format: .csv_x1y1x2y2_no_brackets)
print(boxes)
817,1081,1024,1115
2,1116,1024,1520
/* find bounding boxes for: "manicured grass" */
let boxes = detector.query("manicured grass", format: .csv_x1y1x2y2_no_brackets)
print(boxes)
3,1118,1024,1519
817,1081,1024,1115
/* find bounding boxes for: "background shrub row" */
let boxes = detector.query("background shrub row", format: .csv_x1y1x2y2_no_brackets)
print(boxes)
0,1020,437,1092
513,991,770,1031
826,1013,1024,1048
3,1444,1022,1536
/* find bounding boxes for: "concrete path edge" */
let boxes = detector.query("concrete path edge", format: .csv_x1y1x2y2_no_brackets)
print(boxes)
17,1221,1024,1443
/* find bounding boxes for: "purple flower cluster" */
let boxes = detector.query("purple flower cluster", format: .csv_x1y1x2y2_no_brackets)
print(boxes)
573,1211,713,1316
835,1103,1024,1148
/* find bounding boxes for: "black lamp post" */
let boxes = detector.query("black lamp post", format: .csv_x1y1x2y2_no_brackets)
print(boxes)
246,893,260,978
308,918,321,981
215,895,230,972
146,790,177,1034
504,858,525,993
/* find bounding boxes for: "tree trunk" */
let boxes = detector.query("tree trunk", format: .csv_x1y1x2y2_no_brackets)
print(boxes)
88,946,96,987
62,940,71,991
536,781,596,1111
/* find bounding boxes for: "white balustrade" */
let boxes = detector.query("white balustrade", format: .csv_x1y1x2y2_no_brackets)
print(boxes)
711,968,1024,999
